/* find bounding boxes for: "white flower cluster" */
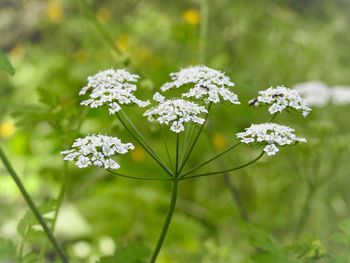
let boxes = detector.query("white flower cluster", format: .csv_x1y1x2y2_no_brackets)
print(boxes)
79,69,149,114
161,65,240,104
293,81,331,107
249,86,311,117
236,123,306,156
61,134,134,169
293,81,350,106
330,86,350,105
143,92,208,133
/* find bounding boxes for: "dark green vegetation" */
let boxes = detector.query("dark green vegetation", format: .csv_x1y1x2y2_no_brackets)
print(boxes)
1,0,350,262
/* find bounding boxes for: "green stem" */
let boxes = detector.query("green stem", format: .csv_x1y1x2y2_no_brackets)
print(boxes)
161,126,174,171
199,0,209,63
116,113,173,177
150,134,181,262
179,125,195,168
119,111,173,176
52,162,70,229
107,170,173,181
0,146,69,263
121,111,163,159
150,179,179,263
175,133,180,174
180,142,241,178
178,104,211,175
39,161,70,262
180,151,264,180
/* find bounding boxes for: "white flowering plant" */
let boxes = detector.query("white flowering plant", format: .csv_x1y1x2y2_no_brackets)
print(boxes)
59,65,310,262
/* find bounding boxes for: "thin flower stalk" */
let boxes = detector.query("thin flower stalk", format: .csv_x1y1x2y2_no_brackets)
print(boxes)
150,179,179,263
120,110,169,165
177,103,212,174
0,146,69,263
180,151,265,180
180,141,241,178
107,170,173,181
116,112,174,177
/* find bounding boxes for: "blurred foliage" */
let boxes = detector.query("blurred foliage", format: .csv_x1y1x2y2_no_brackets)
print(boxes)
1,0,350,262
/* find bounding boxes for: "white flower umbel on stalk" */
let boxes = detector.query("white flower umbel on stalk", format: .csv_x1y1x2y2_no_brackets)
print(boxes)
236,123,306,156
249,86,311,117
293,81,331,107
143,92,208,133
161,65,240,105
79,69,149,114
61,134,135,169
331,86,350,105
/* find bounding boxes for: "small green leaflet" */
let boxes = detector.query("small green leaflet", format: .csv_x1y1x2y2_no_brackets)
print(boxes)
17,200,58,243
0,51,15,75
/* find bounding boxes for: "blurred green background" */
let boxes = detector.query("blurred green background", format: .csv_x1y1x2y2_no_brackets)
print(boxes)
1,0,350,262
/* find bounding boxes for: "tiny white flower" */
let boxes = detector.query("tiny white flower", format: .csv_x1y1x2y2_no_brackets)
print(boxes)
103,159,120,170
236,123,306,156
61,134,134,170
80,69,149,114
144,93,208,133
153,92,165,102
161,65,240,105
263,144,279,156
293,81,331,107
250,86,311,117
76,156,91,168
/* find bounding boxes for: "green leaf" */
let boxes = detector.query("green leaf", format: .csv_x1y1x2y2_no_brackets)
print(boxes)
288,239,327,262
0,52,15,75
37,86,59,108
0,237,17,261
98,244,150,263
242,223,295,263
17,200,57,243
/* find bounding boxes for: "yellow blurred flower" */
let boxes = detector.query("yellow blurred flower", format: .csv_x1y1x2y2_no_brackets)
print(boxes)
182,9,200,25
96,8,111,23
46,0,64,22
131,147,146,163
212,133,228,150
10,45,25,60
115,34,131,51
0,121,16,139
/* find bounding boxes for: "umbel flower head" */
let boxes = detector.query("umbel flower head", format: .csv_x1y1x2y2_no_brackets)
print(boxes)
79,69,149,114
61,134,135,169
143,92,208,133
249,86,311,117
236,123,306,156
161,65,240,105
